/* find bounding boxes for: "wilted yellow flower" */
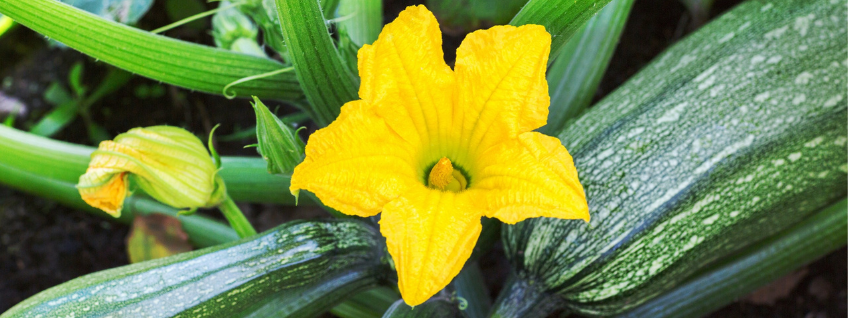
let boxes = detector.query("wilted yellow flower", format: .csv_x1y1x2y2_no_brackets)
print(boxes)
290,5,589,305
77,126,225,217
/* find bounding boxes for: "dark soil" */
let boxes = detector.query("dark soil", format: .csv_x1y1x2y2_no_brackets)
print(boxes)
0,0,845,316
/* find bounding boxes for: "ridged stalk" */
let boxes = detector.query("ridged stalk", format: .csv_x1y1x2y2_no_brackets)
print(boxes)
0,125,301,205
0,0,303,100
540,0,634,134
0,159,239,247
510,0,614,61
274,0,359,126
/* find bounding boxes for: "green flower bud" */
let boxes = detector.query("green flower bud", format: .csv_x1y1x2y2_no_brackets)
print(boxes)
252,97,305,174
212,0,263,56
77,126,225,217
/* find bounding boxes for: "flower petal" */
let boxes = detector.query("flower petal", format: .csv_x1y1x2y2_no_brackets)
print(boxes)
380,185,483,306
472,132,589,224
77,169,128,217
357,5,456,149
454,25,551,157
291,100,418,217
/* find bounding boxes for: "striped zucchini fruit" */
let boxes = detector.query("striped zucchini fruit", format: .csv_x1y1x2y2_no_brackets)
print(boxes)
495,0,847,316
1,220,388,318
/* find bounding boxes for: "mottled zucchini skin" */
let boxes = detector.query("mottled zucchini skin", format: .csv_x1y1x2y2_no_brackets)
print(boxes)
2,219,388,318
496,0,847,316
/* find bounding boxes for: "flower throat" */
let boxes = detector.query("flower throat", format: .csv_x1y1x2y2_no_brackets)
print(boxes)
427,157,468,192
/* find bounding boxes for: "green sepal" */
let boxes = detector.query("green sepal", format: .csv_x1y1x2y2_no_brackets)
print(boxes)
251,96,305,174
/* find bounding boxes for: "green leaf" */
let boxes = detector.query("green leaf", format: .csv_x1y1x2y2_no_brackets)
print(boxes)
42,81,74,106
0,0,304,100
274,0,360,126
252,97,305,174
619,199,847,318
67,62,86,97
509,0,614,61
540,0,634,134
30,83,78,137
81,67,133,108
126,214,193,263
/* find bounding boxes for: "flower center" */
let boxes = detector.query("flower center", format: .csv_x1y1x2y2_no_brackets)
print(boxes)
427,157,468,192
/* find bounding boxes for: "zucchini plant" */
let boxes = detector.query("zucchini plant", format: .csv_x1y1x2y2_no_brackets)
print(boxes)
0,0,844,317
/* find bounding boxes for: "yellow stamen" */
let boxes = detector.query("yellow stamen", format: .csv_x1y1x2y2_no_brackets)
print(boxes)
427,157,467,191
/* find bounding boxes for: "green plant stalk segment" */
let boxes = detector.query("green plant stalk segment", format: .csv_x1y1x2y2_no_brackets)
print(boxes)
0,0,303,100
0,158,239,247
541,0,634,134
218,195,258,238
619,199,847,318
510,0,614,61
0,125,301,205
453,262,492,318
274,0,360,127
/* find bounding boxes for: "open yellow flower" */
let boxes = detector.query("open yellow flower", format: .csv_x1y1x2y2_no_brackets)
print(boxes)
290,5,589,306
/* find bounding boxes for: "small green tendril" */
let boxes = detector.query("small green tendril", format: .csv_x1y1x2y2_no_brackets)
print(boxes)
223,67,295,99
208,124,222,169
151,1,244,34
456,296,468,310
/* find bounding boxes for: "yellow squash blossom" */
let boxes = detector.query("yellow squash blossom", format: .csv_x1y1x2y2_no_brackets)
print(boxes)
77,126,225,217
291,5,589,306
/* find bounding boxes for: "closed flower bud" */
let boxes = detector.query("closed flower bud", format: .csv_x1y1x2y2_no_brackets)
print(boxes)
77,126,226,217
252,97,305,174
212,1,264,56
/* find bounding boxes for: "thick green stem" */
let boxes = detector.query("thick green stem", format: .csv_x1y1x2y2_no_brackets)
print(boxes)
489,275,566,318
0,159,239,247
0,0,303,100
218,195,258,238
0,125,304,205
